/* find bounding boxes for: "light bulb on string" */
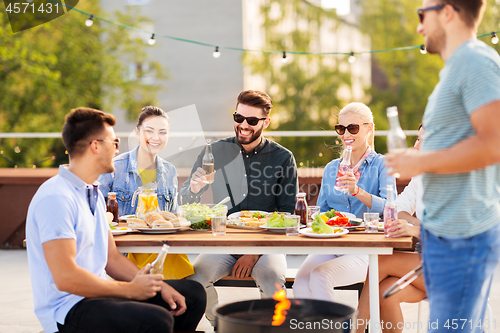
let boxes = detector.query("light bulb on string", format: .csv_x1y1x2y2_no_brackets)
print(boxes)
213,46,221,58
148,34,156,45
281,51,288,63
85,15,94,27
420,44,427,54
492,32,499,45
348,52,356,64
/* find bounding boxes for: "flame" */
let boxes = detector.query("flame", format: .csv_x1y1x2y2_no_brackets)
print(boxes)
272,289,291,326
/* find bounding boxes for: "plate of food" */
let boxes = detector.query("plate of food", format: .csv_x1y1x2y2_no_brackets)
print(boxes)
257,212,290,232
299,227,349,238
119,214,136,222
128,211,190,233
317,210,363,229
227,210,269,229
110,227,131,236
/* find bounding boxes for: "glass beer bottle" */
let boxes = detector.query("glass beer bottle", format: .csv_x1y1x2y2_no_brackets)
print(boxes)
386,106,407,153
202,139,215,184
334,146,352,193
383,184,397,238
149,244,170,277
294,193,308,226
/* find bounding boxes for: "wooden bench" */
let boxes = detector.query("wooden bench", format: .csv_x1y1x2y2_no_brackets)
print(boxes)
214,269,364,300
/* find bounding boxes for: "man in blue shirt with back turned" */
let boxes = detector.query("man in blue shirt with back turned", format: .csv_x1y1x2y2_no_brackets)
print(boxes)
386,1,500,332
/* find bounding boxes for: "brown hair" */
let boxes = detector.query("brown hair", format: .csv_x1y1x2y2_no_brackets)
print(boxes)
442,0,486,28
136,106,169,129
62,107,116,157
236,90,273,117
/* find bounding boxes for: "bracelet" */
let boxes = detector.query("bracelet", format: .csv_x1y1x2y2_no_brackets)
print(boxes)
352,186,360,196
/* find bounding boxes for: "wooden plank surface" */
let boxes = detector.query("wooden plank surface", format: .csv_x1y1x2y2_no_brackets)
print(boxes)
113,228,413,249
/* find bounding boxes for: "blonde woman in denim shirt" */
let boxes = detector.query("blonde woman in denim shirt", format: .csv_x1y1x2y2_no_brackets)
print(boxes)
293,102,395,301
98,106,194,279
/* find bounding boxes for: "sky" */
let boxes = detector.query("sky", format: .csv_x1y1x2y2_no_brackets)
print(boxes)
321,0,350,16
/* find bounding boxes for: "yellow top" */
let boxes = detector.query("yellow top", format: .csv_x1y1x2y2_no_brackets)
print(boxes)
129,167,194,279
138,167,157,186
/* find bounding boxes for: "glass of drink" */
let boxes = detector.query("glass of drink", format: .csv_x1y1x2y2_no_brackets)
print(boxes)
211,205,228,236
364,212,379,234
285,215,300,236
307,206,320,227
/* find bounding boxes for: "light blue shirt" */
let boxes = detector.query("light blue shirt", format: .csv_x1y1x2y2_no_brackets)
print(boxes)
98,146,179,216
26,166,109,333
316,150,395,218
422,40,500,238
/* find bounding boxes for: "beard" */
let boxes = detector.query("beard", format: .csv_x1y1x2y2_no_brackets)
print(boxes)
425,24,446,55
235,124,263,146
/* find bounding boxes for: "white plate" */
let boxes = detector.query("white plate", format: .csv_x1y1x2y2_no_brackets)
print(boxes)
111,227,131,236
378,222,384,231
259,225,286,233
227,210,270,220
299,227,349,238
136,227,186,234
119,215,136,221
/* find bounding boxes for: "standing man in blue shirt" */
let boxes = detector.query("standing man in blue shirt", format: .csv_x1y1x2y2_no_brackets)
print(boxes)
26,107,206,333
386,1,500,331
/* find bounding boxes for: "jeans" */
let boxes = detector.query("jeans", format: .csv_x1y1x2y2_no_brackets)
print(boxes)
56,280,206,333
188,253,287,326
421,224,500,333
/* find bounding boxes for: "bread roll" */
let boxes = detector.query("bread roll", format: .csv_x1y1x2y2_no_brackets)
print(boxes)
159,211,177,221
144,212,164,227
171,217,190,228
152,219,174,229
128,218,148,228
105,212,114,223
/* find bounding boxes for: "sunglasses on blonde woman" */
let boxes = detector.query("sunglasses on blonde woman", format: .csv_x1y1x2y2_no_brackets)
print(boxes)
334,123,369,135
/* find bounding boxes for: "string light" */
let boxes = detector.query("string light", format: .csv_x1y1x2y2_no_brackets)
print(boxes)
348,52,356,63
85,15,93,27
281,51,288,63
420,44,427,54
148,34,156,45
492,32,499,45
213,46,221,58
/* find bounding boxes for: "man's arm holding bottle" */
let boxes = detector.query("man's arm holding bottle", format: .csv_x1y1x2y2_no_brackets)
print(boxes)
178,148,210,205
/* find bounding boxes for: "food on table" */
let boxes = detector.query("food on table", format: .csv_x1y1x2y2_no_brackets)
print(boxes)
311,215,334,234
152,220,174,229
319,209,361,228
266,212,287,228
144,212,164,227
181,203,227,229
159,211,178,221
128,218,149,228
105,212,114,224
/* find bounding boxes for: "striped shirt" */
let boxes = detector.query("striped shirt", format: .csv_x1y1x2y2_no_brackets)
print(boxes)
421,40,500,238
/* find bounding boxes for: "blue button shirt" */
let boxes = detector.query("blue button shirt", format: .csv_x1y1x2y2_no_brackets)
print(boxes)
316,150,395,218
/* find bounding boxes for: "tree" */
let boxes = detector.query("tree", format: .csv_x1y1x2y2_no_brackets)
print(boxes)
244,0,353,167
0,0,166,167
359,0,500,153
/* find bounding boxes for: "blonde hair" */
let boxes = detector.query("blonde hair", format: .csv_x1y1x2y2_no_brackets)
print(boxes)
338,102,375,149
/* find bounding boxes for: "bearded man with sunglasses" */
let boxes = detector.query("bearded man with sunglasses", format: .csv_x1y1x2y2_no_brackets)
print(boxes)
386,1,500,331
179,90,298,328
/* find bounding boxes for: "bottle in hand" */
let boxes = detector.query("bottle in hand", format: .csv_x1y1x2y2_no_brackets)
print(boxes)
386,106,407,153
383,184,397,237
149,244,170,277
202,139,215,184
334,146,353,192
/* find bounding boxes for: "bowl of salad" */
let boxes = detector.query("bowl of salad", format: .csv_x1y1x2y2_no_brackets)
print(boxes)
180,203,228,230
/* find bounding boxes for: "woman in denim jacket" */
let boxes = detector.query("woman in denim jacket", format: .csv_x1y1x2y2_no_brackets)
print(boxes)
98,106,193,279
293,102,395,301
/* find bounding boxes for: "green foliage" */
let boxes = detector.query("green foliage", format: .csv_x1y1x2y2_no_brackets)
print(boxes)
0,1,166,167
244,0,351,167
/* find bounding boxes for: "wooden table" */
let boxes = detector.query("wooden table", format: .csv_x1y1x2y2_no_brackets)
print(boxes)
115,228,413,333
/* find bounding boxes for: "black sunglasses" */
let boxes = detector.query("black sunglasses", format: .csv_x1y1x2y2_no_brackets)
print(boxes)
417,4,460,23
334,123,369,135
233,112,267,126
93,138,120,149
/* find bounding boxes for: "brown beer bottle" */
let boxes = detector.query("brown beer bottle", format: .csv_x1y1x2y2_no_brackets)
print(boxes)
106,192,119,223
294,193,308,226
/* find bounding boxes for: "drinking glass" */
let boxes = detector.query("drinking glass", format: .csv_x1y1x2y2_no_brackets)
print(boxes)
285,215,300,236
364,213,379,234
211,215,227,236
307,206,320,227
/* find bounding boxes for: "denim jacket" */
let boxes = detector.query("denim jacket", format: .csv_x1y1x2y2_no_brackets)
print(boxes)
316,150,395,219
98,147,178,216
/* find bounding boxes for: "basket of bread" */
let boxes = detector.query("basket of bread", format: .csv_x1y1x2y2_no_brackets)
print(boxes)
128,211,191,231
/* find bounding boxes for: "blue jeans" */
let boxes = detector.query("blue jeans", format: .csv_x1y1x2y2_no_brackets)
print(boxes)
421,224,500,333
